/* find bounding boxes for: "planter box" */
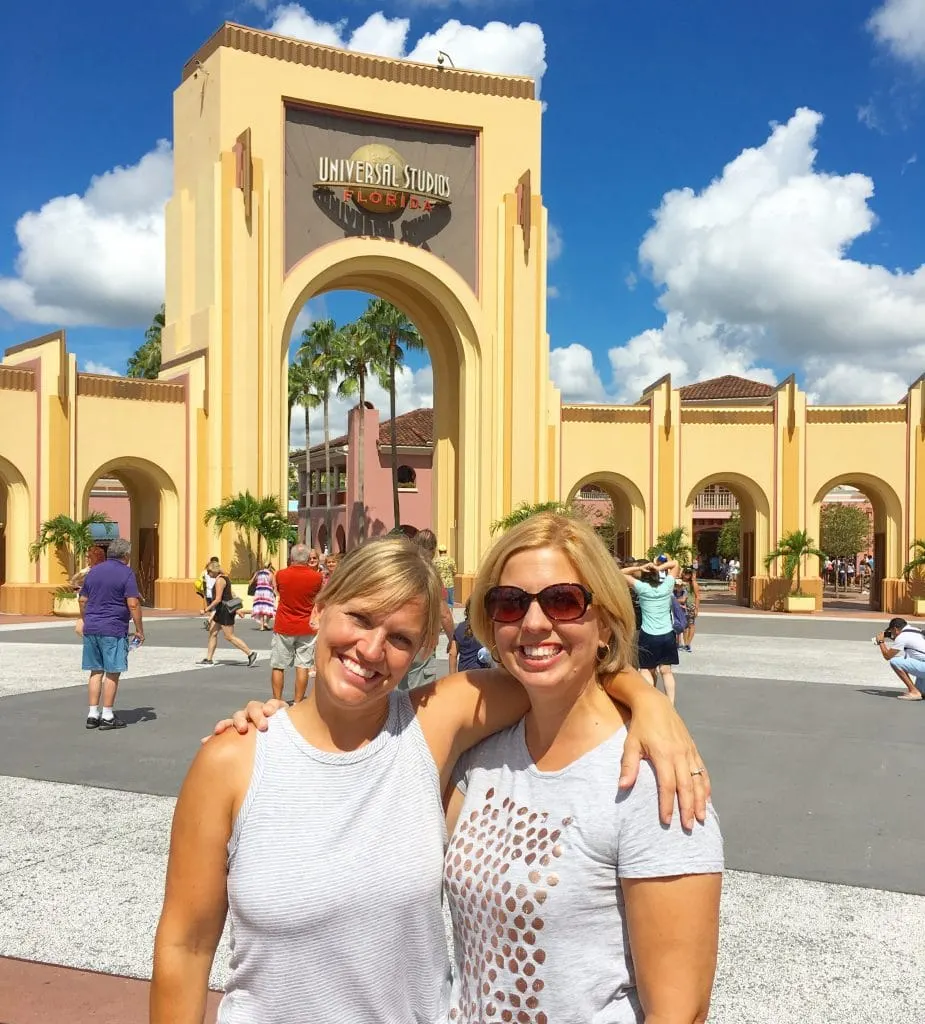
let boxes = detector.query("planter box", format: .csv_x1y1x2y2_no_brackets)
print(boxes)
784,595,816,614
53,595,81,617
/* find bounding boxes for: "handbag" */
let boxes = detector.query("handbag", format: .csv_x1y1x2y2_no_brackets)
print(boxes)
223,596,244,613
247,580,257,596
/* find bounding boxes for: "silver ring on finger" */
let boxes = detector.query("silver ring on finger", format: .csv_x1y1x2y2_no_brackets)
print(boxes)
690,768,706,776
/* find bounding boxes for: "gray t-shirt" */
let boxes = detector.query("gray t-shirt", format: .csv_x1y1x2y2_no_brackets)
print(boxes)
446,720,723,1024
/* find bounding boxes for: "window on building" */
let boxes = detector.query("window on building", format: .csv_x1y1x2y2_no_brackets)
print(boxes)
397,465,417,489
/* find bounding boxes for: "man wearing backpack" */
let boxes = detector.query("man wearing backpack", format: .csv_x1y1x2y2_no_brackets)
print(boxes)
875,617,925,701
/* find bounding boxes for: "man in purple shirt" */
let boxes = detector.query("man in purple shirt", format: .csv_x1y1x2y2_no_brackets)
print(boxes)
79,537,144,731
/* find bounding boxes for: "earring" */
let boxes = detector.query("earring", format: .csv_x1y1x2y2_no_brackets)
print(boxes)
489,643,500,663
596,642,610,664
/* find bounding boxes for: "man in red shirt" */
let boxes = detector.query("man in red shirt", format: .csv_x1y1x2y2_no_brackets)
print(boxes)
271,543,324,703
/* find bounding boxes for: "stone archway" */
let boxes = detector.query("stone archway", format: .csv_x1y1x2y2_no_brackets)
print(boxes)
812,473,903,612
0,456,31,596
81,457,180,606
566,471,647,560
277,241,486,575
161,27,552,606
685,472,771,606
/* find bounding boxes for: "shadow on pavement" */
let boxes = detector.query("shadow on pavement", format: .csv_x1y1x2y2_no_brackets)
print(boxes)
118,706,158,725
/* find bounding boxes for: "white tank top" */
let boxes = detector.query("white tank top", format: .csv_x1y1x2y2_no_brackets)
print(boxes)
218,692,451,1023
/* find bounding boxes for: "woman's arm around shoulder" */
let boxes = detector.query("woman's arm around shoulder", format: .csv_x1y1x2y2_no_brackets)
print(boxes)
150,728,256,1024
411,667,530,794
602,668,711,829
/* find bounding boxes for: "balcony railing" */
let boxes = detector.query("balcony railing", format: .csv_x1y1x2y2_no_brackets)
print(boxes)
308,490,347,508
693,490,739,511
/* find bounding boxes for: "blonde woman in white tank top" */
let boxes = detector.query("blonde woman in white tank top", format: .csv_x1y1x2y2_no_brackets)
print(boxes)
152,538,710,1024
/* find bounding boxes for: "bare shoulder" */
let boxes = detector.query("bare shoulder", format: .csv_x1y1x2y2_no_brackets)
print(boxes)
410,667,510,715
185,726,257,798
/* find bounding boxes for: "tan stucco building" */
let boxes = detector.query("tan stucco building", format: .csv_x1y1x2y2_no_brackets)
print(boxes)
1,23,923,616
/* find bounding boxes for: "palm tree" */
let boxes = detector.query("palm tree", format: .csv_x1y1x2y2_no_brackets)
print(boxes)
490,501,582,535
205,491,278,574
902,538,925,580
29,512,113,584
255,496,293,560
127,305,165,379
336,319,388,542
297,318,344,547
361,299,425,530
288,356,324,540
646,527,693,564
764,529,826,595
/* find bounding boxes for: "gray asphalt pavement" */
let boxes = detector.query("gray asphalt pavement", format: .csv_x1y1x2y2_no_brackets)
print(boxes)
0,614,922,894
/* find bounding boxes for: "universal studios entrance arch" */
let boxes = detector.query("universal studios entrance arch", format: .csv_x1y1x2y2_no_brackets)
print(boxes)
160,23,559,599
2,22,925,615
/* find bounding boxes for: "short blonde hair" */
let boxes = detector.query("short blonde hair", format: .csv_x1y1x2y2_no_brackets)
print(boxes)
318,537,443,652
469,513,637,675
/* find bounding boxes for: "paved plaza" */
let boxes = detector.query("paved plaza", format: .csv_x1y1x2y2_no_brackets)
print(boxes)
0,611,923,1023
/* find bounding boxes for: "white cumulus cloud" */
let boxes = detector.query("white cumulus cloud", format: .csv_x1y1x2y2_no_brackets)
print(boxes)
0,141,171,328
599,108,925,403
548,343,607,404
868,0,925,64
83,360,120,376
266,5,546,85
546,224,563,262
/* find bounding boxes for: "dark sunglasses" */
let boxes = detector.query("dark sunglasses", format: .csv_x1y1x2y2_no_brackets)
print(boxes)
484,583,593,623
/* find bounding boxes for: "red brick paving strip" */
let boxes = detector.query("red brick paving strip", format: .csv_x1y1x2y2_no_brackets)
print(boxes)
0,957,222,1023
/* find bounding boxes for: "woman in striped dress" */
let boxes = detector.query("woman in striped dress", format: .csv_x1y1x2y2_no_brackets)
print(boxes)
249,562,276,630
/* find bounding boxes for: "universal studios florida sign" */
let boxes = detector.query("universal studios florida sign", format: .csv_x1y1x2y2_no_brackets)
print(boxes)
314,144,452,214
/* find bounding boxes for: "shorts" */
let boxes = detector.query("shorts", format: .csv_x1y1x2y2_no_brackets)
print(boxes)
212,603,238,627
637,630,679,670
399,652,437,691
82,634,129,674
890,656,925,684
271,632,316,670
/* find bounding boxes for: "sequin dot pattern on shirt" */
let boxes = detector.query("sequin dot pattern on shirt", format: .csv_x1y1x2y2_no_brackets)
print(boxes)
446,787,573,1023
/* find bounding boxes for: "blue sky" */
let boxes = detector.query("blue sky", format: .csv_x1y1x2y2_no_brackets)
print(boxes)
1,0,925,418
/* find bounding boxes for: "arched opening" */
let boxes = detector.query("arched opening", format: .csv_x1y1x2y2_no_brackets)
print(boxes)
0,456,31,589
567,472,646,560
315,522,329,554
686,473,771,607
287,287,433,553
335,524,347,552
279,241,484,580
812,474,902,613
81,457,180,606
397,465,417,489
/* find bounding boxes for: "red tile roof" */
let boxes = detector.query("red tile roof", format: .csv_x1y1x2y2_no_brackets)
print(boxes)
295,407,435,457
678,375,775,401
377,407,433,448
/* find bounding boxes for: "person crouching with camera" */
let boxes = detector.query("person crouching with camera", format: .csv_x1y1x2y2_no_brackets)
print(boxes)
875,617,925,701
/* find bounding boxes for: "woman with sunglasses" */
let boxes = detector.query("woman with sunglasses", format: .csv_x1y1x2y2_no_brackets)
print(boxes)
155,535,708,1024
446,515,722,1023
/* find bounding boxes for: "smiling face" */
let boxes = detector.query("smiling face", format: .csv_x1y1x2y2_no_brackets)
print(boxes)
492,546,610,695
313,596,428,708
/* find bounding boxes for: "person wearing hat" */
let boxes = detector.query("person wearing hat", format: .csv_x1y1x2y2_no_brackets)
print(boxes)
432,542,457,608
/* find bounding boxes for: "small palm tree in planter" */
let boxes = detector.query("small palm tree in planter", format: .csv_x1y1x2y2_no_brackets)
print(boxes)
646,526,694,565
29,512,113,615
902,539,925,615
764,529,826,612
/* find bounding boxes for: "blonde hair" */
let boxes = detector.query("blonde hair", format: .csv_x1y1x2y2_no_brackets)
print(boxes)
318,537,443,652
469,513,637,675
